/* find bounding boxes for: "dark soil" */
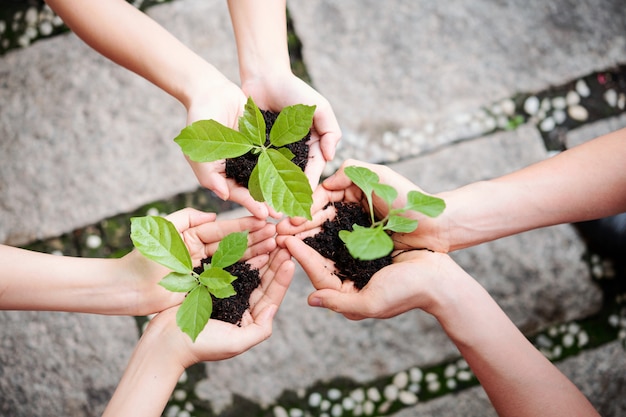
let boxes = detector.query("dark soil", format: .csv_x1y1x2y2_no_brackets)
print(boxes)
303,202,392,290
225,108,310,187
193,259,261,326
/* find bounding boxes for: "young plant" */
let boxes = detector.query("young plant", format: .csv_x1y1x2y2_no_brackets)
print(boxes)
130,215,249,342
174,97,316,219
338,166,446,261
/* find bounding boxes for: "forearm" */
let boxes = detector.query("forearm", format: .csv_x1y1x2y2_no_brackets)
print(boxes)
102,312,185,417
440,128,626,251
227,0,291,82
431,268,599,416
0,245,135,314
45,0,229,109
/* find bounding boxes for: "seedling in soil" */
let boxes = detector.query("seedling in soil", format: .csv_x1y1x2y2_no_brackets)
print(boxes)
338,166,446,261
174,97,316,219
130,215,248,342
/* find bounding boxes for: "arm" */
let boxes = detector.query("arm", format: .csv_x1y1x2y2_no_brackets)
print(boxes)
227,0,342,186
283,238,599,417
0,209,276,316
102,248,294,417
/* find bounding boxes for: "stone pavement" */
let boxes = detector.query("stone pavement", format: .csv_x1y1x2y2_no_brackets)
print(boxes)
1,0,625,416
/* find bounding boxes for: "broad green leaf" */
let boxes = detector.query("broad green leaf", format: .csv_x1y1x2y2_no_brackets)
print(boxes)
199,268,237,298
339,225,394,261
258,149,313,219
269,104,316,147
344,166,378,198
176,285,213,342
211,231,249,269
276,146,295,161
130,216,192,274
372,183,397,206
174,120,253,162
405,191,446,217
384,214,419,233
239,97,266,146
248,164,265,202
159,272,198,293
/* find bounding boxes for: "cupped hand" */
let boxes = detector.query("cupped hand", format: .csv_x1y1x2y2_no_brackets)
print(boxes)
126,207,277,316
283,235,454,320
144,247,294,367
184,78,272,219
241,71,342,190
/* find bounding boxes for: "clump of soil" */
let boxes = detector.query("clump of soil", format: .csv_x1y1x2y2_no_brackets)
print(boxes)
225,108,310,187
193,259,261,326
303,202,392,290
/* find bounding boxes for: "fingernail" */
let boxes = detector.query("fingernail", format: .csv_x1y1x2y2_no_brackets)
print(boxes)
309,297,323,307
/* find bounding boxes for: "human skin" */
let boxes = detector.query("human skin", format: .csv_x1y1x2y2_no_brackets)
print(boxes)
0,208,276,316
45,0,341,219
283,237,600,417
101,247,294,417
278,127,626,252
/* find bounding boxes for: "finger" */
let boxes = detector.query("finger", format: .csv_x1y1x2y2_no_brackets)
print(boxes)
165,208,217,232
188,160,230,200
276,196,336,236
227,184,270,219
283,236,341,291
307,288,370,320
304,139,325,190
312,103,342,161
249,249,294,310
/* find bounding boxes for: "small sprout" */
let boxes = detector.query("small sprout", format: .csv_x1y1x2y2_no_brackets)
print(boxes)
338,166,445,261
130,215,248,341
174,97,315,219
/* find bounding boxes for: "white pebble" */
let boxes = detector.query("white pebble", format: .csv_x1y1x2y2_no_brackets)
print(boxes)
618,93,625,110
552,96,567,109
443,364,457,378
604,89,618,107
398,390,418,405
165,405,180,417
378,401,391,414
568,105,589,121
173,389,186,401
539,116,556,132
177,411,190,417
25,7,38,25
86,234,102,249
0,21,5,34
562,333,575,348
456,358,469,369
577,331,589,347
541,97,552,111
425,372,438,383
184,402,194,412
273,406,288,417
566,90,581,106
523,96,540,115
553,109,567,124
446,378,458,390
609,314,620,327
367,387,381,402
342,397,355,410
320,399,331,411
501,98,516,115
289,408,304,417
308,392,322,408
427,381,441,392
392,371,409,389
350,388,365,403
363,400,375,416
457,370,473,381
331,403,343,417
327,388,342,401
552,345,563,358
408,383,421,393
383,384,399,401
568,323,581,334
576,79,591,97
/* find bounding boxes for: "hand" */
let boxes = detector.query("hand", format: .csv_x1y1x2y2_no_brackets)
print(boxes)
283,236,457,320
123,207,277,316
241,71,342,190
142,247,294,367
277,159,450,253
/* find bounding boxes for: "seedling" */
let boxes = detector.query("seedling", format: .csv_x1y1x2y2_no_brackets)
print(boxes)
338,166,446,261
130,215,249,342
174,97,316,219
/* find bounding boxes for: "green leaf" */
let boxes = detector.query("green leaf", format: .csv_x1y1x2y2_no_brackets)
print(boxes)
258,149,313,219
176,285,213,342
239,97,266,146
372,183,397,206
339,225,394,261
269,104,316,147
384,214,419,233
130,216,192,274
211,231,249,269
405,191,446,217
344,166,378,198
174,120,254,162
276,146,295,161
199,268,237,298
247,163,265,202
159,272,198,292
